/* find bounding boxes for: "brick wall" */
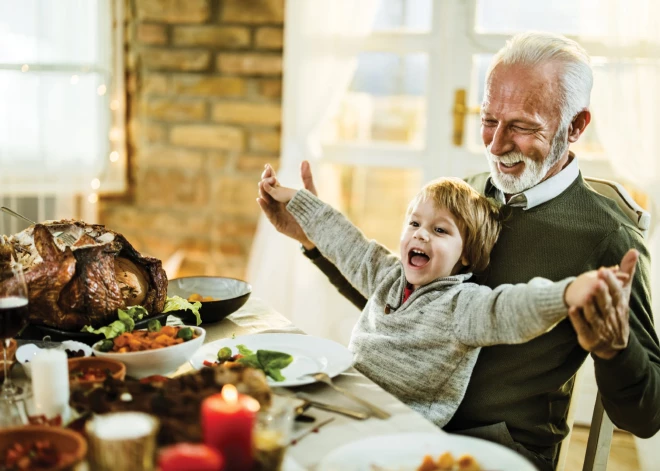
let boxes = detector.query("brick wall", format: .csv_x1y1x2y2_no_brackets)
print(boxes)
100,0,284,279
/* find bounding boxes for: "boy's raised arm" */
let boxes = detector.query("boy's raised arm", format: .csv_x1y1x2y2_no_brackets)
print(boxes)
284,189,400,299
452,267,626,348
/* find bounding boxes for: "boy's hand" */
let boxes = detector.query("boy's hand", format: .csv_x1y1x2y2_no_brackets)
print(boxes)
256,163,315,248
564,269,628,308
259,170,297,203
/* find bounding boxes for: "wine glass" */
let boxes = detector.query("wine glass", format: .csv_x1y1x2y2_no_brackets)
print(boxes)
0,261,29,401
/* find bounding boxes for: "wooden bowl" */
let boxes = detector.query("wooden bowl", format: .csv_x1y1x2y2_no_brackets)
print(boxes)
0,339,17,382
0,425,87,471
68,357,126,390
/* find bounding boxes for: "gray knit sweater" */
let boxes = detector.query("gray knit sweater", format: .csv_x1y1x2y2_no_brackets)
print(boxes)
287,190,572,427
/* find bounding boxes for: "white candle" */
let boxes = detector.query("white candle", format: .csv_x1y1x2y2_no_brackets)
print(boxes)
91,412,156,440
31,348,69,420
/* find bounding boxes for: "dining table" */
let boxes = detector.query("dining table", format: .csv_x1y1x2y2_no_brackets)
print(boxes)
9,296,453,471
173,295,445,470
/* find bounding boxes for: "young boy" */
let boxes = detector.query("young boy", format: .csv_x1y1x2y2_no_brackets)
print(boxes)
260,172,626,427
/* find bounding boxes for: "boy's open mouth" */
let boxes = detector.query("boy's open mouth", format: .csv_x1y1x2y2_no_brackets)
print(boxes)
408,248,430,267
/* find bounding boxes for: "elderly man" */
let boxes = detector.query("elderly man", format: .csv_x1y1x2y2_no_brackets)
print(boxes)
257,32,660,470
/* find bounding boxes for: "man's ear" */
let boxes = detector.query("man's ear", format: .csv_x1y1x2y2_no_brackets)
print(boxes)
567,110,591,143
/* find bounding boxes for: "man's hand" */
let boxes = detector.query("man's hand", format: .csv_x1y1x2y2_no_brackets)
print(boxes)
568,248,639,360
256,161,318,250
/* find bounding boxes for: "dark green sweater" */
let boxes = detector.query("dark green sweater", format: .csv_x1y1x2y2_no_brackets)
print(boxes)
306,173,660,468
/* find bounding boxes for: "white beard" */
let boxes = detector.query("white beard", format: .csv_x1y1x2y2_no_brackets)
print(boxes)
486,128,569,195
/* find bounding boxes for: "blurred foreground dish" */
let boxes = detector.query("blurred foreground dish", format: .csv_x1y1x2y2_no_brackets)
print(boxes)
70,362,271,445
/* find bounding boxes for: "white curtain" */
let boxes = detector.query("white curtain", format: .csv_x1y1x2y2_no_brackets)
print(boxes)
247,0,379,344
581,0,660,464
0,0,111,194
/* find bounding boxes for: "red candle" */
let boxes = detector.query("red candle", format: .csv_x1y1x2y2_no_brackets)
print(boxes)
202,384,261,471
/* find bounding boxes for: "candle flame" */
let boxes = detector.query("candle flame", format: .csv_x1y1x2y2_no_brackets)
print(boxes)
221,384,238,404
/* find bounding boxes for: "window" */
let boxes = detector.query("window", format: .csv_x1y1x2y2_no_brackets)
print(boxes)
319,0,433,251
0,0,124,234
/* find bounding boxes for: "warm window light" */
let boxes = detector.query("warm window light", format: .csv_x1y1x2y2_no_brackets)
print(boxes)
21,64,29,72
109,128,121,141
110,100,120,110
91,178,100,189
88,193,98,204
109,151,119,162
97,84,107,96
70,75,79,85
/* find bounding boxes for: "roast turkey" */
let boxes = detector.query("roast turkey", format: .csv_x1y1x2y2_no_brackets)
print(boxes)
0,220,168,330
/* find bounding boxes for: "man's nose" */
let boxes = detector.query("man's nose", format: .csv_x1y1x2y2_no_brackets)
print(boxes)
413,228,430,241
487,124,514,156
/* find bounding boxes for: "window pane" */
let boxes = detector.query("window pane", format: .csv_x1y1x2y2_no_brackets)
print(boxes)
322,52,427,147
331,164,422,252
372,0,433,32
475,0,609,37
466,54,603,157
0,70,109,173
0,0,106,65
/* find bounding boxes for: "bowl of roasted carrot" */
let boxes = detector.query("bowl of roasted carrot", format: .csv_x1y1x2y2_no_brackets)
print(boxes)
91,325,205,379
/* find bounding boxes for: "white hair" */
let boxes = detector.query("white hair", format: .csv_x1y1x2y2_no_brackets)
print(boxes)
486,31,593,129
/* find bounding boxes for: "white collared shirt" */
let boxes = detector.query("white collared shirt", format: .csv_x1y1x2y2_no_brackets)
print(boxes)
490,155,580,209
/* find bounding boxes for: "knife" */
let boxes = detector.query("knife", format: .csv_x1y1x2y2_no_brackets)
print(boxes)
294,393,369,420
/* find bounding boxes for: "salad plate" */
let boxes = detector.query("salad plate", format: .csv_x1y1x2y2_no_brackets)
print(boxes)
189,333,353,388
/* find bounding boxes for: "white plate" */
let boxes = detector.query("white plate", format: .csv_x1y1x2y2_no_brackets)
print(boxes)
189,333,353,387
317,432,537,471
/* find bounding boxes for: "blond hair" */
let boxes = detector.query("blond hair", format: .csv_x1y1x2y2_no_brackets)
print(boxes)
407,178,501,274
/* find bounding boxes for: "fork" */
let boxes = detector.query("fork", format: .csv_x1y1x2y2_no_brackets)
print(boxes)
1,207,78,246
309,372,391,420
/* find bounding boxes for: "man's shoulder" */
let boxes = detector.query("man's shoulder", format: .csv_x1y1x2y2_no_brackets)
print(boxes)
463,172,491,195
571,178,646,237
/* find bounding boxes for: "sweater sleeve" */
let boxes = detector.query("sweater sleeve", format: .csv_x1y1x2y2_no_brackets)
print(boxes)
452,277,572,347
587,227,660,438
301,248,369,310
287,189,400,299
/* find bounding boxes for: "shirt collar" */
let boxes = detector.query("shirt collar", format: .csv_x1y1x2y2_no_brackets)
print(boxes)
488,153,580,209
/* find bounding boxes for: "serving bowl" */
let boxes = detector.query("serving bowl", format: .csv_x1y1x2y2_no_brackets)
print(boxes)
167,276,252,324
68,357,126,390
0,425,87,471
16,340,93,379
92,326,206,378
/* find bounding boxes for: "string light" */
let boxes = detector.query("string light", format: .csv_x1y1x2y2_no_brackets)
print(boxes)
21,64,29,72
88,193,98,204
70,75,79,85
90,178,100,189
109,151,119,162
97,84,107,96
109,128,121,141
110,100,120,110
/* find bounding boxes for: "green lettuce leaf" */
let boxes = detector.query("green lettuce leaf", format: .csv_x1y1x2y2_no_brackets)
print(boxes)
163,296,202,326
81,305,149,339
229,345,293,381
258,350,293,381
236,344,261,369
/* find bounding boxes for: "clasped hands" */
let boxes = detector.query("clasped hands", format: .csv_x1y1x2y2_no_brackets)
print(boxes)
256,161,638,360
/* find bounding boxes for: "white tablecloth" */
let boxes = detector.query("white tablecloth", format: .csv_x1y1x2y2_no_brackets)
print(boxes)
176,296,444,470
